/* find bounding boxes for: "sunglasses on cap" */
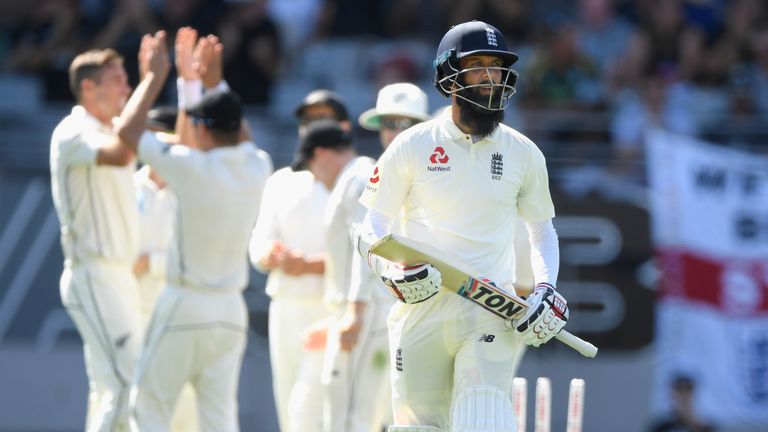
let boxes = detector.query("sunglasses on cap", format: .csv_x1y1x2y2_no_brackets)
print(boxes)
380,117,419,130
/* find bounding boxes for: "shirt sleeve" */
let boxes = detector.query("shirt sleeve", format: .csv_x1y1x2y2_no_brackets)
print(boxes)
54,128,103,167
348,206,396,302
347,173,383,303
525,218,559,286
138,131,204,189
517,145,556,222
359,139,412,219
248,175,281,272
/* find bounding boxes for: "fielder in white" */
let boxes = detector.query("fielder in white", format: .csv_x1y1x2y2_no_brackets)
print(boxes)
133,105,199,432
113,32,273,432
359,82,431,150
249,168,328,432
355,21,570,431
248,89,351,432
50,47,143,432
288,120,387,432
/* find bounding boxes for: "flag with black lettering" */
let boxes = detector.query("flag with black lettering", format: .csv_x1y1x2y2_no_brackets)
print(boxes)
647,130,768,427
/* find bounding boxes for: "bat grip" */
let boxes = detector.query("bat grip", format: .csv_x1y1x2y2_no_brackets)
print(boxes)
556,330,598,358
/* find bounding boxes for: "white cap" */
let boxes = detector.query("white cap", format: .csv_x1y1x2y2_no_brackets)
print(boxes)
358,83,430,131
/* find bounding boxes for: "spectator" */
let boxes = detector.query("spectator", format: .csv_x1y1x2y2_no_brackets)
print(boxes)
155,0,222,36
742,28,768,119
217,0,281,106
521,23,603,110
610,74,696,183
313,0,388,39
268,0,322,62
447,0,534,47
574,0,637,87
648,374,717,432
6,0,80,101
82,0,160,88
617,0,703,87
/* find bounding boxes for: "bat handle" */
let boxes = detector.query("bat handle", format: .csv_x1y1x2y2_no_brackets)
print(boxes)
556,330,598,358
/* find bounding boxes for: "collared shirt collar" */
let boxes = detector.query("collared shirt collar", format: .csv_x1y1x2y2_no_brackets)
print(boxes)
208,140,257,159
436,105,502,144
71,105,114,133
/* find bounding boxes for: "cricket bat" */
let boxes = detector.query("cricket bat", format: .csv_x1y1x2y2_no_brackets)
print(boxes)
369,234,598,358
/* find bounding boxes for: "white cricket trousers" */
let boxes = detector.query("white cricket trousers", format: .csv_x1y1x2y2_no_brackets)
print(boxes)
322,298,393,432
268,296,327,432
130,285,248,432
60,261,142,432
137,275,199,432
387,290,526,430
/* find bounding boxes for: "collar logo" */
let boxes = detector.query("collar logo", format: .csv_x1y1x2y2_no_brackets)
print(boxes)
369,166,380,184
429,147,449,164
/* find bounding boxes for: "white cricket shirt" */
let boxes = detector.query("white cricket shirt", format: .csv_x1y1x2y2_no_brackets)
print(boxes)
359,109,555,286
249,167,328,299
50,106,139,265
139,133,273,292
323,156,386,306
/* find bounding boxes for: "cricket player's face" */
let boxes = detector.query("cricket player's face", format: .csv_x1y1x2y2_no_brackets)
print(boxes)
459,55,504,93
299,105,338,127
298,105,351,135
93,62,131,117
378,115,419,149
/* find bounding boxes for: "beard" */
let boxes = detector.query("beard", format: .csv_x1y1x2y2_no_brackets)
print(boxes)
456,85,505,138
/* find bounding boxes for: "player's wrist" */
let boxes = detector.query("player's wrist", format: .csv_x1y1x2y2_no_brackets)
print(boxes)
176,78,203,109
204,80,229,93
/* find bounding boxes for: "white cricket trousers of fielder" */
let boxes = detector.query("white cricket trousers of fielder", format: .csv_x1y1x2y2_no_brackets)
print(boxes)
268,296,326,432
137,276,199,432
322,299,393,432
130,285,248,432
388,290,526,431
60,261,142,432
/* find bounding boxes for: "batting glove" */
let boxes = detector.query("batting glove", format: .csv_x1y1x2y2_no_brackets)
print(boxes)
513,283,569,347
382,263,442,304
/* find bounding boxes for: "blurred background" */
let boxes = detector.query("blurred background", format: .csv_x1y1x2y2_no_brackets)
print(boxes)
0,0,766,430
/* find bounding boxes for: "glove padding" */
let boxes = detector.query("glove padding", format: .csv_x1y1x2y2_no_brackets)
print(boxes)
382,263,442,304
513,283,569,347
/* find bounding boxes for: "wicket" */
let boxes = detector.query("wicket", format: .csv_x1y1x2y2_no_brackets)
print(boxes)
511,377,586,432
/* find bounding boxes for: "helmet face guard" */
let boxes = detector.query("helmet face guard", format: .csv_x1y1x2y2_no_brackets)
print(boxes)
432,21,519,111
435,49,518,111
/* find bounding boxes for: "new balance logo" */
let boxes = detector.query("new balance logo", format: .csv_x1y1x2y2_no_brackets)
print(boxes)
479,334,496,343
429,147,449,164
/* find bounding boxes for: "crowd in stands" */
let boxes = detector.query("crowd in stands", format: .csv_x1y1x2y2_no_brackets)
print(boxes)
1,0,767,184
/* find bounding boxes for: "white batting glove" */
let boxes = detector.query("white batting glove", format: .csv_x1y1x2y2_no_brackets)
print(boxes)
381,263,442,304
513,283,569,347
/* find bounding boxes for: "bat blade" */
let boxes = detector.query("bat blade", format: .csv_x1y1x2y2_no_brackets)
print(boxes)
370,234,598,358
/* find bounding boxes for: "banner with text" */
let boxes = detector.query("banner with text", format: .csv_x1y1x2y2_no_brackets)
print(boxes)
647,130,768,427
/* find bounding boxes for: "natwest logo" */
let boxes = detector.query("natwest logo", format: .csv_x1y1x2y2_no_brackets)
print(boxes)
429,147,449,164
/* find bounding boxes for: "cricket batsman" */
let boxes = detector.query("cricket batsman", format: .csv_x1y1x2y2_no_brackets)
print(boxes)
354,21,570,431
